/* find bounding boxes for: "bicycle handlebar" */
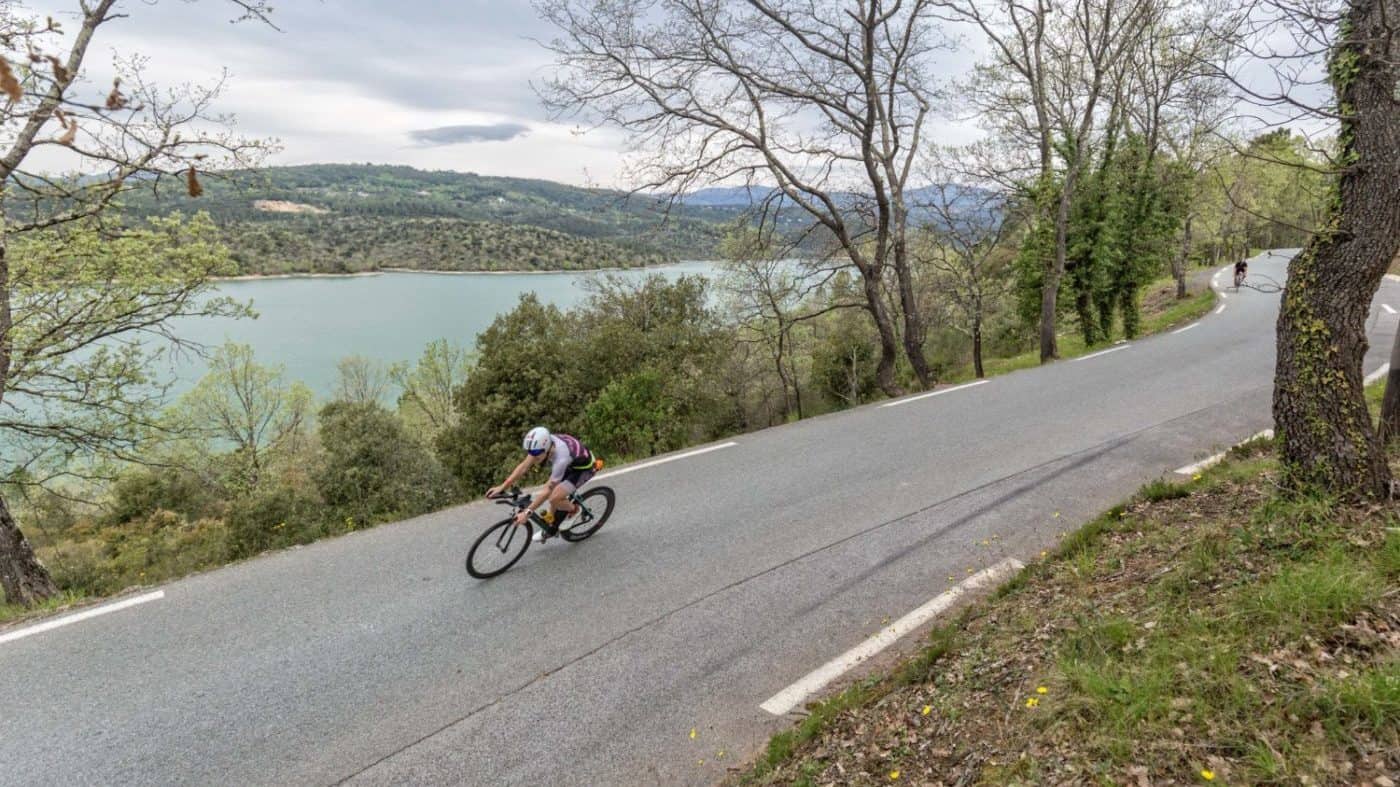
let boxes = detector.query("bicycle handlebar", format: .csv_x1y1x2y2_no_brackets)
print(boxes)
489,486,528,507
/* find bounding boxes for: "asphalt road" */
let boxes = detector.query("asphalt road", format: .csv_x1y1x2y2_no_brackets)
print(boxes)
3,251,1397,786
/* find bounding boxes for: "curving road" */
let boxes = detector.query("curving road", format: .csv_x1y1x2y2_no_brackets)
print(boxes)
3,250,1397,786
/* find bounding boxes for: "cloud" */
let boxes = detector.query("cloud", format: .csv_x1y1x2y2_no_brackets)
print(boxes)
408,123,531,146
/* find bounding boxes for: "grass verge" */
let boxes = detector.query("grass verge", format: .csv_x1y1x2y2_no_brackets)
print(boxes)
962,275,1217,381
738,442,1398,786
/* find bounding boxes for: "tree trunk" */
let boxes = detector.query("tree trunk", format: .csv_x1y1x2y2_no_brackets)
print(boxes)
1379,317,1400,444
0,222,57,607
1041,181,1075,362
0,492,58,607
1273,0,1399,498
862,270,903,397
891,237,933,389
895,267,932,389
972,315,985,379
1174,213,1193,299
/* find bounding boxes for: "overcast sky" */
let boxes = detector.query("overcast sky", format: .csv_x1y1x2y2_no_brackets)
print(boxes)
30,0,631,185
22,0,992,188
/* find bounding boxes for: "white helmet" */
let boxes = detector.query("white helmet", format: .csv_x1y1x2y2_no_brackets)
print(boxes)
523,426,552,455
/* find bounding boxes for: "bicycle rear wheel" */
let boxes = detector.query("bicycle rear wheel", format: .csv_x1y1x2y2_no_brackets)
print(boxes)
561,486,615,542
466,518,532,578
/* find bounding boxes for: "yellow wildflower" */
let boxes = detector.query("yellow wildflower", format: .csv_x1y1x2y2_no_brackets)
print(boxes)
1036,686,1048,695
1201,769,1215,781
1025,697,1039,708
921,705,932,716
689,728,697,740
889,770,900,780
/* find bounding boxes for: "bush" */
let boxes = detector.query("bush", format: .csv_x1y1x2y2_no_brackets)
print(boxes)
105,468,218,525
224,482,322,561
315,401,453,522
582,369,687,459
812,319,879,408
436,278,730,491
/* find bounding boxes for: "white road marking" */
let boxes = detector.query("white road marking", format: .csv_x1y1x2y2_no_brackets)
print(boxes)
0,591,165,646
758,559,1023,716
1365,363,1391,386
880,379,989,409
1382,304,1396,315
1215,304,1227,315
1072,344,1130,362
594,442,737,480
1175,430,1274,476
1218,291,1228,300
1172,322,1200,335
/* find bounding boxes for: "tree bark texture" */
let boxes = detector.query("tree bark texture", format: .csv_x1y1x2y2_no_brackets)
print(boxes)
1272,0,1400,498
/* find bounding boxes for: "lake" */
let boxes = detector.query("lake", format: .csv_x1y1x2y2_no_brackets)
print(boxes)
164,262,721,398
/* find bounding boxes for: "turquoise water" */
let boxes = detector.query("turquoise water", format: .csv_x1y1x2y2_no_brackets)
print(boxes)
163,262,720,398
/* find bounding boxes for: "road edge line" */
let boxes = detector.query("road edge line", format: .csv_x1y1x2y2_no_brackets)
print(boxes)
758,558,1024,716
594,441,737,480
1365,363,1391,386
0,590,165,646
1072,344,1131,362
1174,429,1275,476
880,379,989,409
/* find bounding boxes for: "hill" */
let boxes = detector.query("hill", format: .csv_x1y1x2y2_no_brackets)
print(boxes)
118,164,744,274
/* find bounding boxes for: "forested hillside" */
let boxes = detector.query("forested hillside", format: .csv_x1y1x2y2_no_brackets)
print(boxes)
116,164,736,274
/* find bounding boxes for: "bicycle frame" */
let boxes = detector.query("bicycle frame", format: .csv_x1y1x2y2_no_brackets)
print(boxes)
490,487,597,542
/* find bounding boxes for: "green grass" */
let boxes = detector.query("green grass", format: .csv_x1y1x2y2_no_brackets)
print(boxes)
0,591,86,626
1140,287,1215,335
952,275,1218,383
1246,553,1383,634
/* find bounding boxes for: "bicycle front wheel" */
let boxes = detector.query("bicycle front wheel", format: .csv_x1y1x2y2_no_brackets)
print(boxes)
466,518,532,578
561,486,615,542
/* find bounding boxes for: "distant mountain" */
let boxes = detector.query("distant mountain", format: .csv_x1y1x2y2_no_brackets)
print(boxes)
674,182,1002,227
676,186,776,207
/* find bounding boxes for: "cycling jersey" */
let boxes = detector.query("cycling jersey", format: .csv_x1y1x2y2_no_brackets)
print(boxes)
545,434,594,484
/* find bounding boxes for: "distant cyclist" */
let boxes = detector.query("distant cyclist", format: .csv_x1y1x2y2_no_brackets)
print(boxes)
486,426,599,541
1233,259,1248,288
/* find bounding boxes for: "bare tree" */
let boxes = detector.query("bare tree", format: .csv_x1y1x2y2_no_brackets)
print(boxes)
535,0,948,395
1125,0,1233,299
170,343,312,491
936,0,1154,361
1210,0,1399,498
390,339,473,436
333,355,391,406
913,179,1017,377
0,1,273,606
720,229,857,419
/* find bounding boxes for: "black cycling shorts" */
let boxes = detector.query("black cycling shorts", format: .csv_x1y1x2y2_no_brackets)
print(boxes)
559,464,595,490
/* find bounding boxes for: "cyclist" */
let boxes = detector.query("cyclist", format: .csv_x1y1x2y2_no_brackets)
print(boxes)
1233,259,1248,288
486,426,599,541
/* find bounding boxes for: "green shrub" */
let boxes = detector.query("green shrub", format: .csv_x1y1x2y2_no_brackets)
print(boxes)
316,401,453,522
582,369,686,459
224,483,321,560
105,468,217,525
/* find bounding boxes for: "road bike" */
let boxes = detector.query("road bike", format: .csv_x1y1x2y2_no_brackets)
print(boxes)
465,484,616,578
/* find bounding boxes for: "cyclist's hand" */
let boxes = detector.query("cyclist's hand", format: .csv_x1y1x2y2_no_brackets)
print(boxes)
513,509,530,525
486,485,503,499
